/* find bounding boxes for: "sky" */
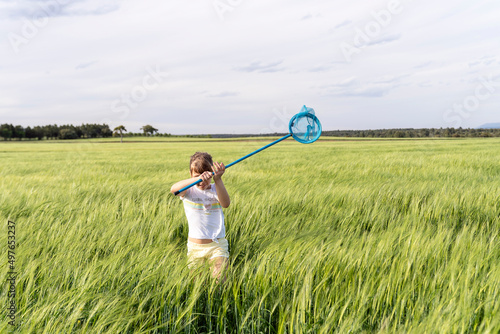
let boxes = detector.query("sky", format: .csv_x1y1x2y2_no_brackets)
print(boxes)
1,0,499,134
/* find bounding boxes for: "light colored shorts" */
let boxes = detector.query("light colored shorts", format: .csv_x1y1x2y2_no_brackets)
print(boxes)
187,238,229,268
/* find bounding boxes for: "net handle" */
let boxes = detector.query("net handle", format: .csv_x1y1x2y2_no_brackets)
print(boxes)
173,134,292,195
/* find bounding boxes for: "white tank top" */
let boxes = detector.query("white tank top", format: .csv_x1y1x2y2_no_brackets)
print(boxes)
180,184,225,241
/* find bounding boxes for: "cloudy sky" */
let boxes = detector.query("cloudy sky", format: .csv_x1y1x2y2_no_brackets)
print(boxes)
1,0,499,134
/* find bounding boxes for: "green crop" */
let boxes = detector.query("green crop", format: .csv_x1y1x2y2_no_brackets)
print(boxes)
0,138,498,333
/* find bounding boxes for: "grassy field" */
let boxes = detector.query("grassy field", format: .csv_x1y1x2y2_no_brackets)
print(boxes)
0,138,499,333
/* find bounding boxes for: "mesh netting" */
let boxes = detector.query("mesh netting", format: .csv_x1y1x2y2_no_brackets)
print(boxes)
288,105,322,144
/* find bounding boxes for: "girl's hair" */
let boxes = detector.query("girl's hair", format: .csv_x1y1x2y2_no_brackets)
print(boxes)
190,152,213,174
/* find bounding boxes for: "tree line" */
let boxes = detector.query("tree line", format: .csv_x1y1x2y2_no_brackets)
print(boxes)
1,123,499,140
0,123,114,140
321,127,500,138
0,123,170,140
212,127,500,138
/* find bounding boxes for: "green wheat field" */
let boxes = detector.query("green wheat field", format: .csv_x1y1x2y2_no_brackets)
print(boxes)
1,137,499,333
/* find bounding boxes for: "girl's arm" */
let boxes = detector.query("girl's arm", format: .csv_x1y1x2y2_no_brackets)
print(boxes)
213,162,230,208
214,179,230,208
170,177,199,197
170,172,211,197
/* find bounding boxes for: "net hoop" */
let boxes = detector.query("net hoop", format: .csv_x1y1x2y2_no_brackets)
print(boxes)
288,106,322,144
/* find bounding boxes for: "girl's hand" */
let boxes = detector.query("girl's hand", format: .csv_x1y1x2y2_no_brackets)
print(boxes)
196,171,213,190
212,162,225,181
199,171,213,182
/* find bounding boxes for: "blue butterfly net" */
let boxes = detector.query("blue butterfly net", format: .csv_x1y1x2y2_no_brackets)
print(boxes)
289,105,322,144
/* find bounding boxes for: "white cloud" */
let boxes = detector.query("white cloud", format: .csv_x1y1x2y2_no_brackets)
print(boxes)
0,0,122,19
234,60,285,73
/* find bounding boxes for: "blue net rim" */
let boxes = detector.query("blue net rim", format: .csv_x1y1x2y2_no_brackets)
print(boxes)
288,111,322,144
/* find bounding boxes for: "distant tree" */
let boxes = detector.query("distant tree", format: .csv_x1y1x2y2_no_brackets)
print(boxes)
479,131,491,137
80,124,90,138
90,124,101,138
100,124,112,138
45,124,59,139
25,126,36,140
82,124,98,138
74,125,83,138
13,125,25,139
59,128,79,139
140,125,158,136
113,125,127,143
33,126,44,140
0,124,13,140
